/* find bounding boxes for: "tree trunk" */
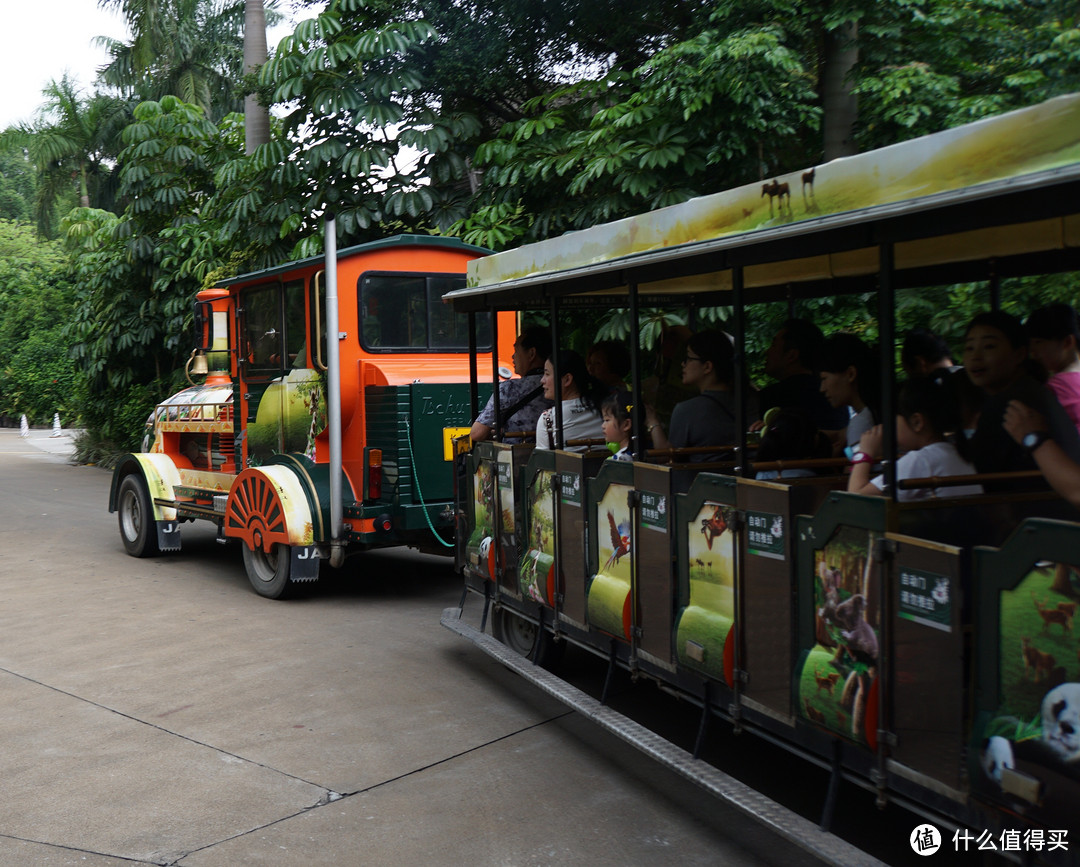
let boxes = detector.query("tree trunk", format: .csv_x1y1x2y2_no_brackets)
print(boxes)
79,163,90,208
244,0,270,154
821,21,858,161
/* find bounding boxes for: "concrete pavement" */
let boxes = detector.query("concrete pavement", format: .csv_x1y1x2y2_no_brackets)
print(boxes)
9,427,80,461
0,430,821,867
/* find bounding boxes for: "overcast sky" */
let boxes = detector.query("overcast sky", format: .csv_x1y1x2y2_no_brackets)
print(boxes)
0,2,318,130
0,3,127,129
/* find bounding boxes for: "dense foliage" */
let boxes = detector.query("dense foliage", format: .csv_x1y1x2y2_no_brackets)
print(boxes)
0,0,1076,451
456,0,1080,246
0,221,83,426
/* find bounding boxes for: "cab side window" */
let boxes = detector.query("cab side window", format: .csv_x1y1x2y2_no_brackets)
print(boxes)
243,284,281,370
359,272,491,351
242,280,306,372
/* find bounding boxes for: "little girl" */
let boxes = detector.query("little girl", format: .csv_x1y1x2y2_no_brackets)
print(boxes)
848,374,983,501
601,391,634,462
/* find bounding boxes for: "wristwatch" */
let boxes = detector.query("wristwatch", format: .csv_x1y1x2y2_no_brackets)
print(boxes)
1022,430,1050,453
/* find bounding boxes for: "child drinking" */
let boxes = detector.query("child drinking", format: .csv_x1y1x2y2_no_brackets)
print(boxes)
754,408,831,480
601,391,634,462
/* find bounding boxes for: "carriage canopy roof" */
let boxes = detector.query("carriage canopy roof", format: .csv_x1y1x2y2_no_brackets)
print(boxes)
446,94,1080,312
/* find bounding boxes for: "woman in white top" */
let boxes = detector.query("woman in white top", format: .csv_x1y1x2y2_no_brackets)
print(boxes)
819,333,881,459
848,374,983,501
535,350,606,451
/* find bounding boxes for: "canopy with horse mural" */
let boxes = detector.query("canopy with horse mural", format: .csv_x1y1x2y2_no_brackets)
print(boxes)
446,93,1080,310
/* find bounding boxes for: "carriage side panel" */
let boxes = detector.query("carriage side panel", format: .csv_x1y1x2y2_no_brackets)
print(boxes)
738,477,839,719
888,533,965,795
587,460,635,639
794,493,888,750
634,464,677,668
971,520,1080,835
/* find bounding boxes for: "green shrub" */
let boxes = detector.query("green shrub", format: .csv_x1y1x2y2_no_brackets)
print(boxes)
78,380,170,457
1,328,86,425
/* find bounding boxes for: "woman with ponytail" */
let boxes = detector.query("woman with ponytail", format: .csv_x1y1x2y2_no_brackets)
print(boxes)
535,350,606,451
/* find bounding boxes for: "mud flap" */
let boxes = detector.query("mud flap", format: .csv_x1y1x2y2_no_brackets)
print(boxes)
156,521,182,553
290,545,321,583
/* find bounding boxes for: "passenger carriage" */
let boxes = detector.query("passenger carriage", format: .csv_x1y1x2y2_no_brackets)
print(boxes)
444,94,1080,858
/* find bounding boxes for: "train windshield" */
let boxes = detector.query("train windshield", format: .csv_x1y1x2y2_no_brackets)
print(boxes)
241,279,306,372
359,272,492,352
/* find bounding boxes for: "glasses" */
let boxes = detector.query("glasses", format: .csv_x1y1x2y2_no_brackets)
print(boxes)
683,354,702,363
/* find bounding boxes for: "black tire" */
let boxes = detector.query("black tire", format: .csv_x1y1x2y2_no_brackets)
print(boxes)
491,607,564,668
242,542,310,599
117,474,160,558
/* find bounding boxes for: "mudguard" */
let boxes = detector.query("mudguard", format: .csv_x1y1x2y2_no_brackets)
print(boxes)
109,454,182,518
224,465,322,582
224,465,319,563
109,453,184,553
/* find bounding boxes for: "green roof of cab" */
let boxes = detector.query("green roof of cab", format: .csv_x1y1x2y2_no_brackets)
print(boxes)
213,233,491,289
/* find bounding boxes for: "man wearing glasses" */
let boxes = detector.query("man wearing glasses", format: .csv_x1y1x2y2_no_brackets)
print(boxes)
645,330,736,462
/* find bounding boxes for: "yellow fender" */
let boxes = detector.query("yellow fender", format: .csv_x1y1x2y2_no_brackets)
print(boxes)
223,465,316,552
109,453,182,522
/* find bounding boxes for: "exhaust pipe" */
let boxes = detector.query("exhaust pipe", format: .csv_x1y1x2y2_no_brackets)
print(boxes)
324,214,346,568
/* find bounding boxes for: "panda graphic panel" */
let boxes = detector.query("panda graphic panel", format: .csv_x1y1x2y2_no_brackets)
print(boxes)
973,559,1080,831
464,458,496,579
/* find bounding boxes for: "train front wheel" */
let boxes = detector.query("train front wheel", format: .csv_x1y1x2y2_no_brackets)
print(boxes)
242,542,311,599
491,607,564,668
117,474,160,558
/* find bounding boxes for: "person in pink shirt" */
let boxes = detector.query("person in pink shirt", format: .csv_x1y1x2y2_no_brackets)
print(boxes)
1026,303,1080,433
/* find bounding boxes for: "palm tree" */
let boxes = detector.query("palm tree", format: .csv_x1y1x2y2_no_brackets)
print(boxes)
98,0,165,73
244,0,270,152
97,0,244,121
1,75,129,235
98,0,274,138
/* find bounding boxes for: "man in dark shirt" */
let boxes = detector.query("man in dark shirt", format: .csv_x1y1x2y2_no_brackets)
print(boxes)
756,319,849,431
470,326,553,443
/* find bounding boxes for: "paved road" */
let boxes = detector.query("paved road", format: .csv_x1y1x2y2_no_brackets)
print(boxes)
0,430,826,867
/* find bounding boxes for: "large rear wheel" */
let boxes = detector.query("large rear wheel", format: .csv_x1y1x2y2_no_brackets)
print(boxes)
491,607,564,668
117,474,160,558
242,542,308,600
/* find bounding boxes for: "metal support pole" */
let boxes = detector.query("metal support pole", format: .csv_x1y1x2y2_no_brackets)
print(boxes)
324,215,346,568
628,280,646,460
468,312,479,421
733,266,749,477
877,243,896,499
820,739,843,831
693,680,711,759
601,638,618,705
491,308,502,440
550,297,562,448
